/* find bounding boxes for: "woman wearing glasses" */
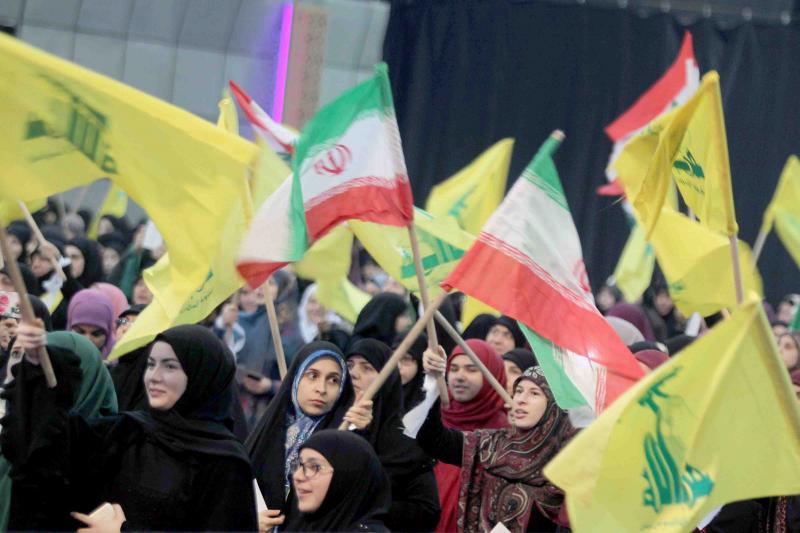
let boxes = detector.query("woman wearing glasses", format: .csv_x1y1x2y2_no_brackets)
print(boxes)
287,429,391,531
247,341,373,531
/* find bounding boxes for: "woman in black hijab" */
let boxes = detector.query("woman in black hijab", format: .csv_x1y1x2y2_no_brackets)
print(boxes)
344,338,440,531
287,429,391,532
462,313,498,341
502,348,538,396
394,329,428,414
351,292,412,346
65,237,105,288
3,323,257,531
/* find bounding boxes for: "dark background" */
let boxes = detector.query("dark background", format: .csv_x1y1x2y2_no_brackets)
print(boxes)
383,0,800,306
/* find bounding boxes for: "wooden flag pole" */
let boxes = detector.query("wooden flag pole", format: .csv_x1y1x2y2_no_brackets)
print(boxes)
751,227,768,267
55,194,68,232
407,223,450,408
729,235,745,306
434,310,513,405
263,278,288,379
18,201,66,280
0,225,57,388
339,292,447,430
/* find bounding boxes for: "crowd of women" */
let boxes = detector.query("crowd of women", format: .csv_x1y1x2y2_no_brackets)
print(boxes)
0,202,797,532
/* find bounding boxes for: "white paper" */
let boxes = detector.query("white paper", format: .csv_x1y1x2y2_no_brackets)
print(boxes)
141,220,164,251
685,312,702,337
696,506,722,529
490,521,512,533
402,373,441,438
253,479,268,513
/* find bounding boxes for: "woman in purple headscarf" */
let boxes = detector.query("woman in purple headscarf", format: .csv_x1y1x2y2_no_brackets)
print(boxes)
67,289,115,358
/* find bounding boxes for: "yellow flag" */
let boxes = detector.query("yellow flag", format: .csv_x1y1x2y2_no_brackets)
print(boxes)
109,99,287,359
614,72,737,237
425,138,514,235
460,296,499,329
293,225,371,323
650,208,762,316
0,33,258,316
350,207,474,296
545,298,800,533
761,156,800,268
612,223,655,303
0,198,47,226
87,182,128,238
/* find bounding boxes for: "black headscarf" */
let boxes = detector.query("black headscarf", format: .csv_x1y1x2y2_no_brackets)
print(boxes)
344,339,433,479
7,221,31,262
351,293,410,346
247,341,353,512
28,294,53,332
496,315,527,348
393,329,427,414
409,292,458,356
97,231,129,256
123,325,249,464
288,429,391,532
462,313,498,340
66,237,104,287
502,348,538,374
0,264,39,296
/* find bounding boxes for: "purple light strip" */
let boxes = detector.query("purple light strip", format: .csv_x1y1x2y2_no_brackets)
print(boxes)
272,2,294,122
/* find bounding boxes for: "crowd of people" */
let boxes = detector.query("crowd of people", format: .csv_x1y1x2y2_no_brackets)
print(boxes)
0,201,797,532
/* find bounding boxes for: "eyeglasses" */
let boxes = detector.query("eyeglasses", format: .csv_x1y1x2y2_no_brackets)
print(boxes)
290,459,333,479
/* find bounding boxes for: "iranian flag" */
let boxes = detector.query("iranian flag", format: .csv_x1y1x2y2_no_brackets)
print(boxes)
236,63,414,288
442,132,644,413
229,80,297,159
599,31,699,198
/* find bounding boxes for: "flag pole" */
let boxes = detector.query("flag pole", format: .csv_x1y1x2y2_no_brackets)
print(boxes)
751,227,769,267
0,225,57,388
18,201,66,280
407,223,450,408
340,292,447,430
263,278,288,379
434,310,513,404
729,235,745,306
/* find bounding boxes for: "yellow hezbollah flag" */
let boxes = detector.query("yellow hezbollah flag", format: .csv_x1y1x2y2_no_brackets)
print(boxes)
545,298,800,533
110,98,287,359
293,224,371,323
0,33,258,316
87,182,128,238
612,223,655,303
650,208,761,316
0,198,47,226
761,156,800,268
614,72,737,237
425,138,514,235
350,207,474,296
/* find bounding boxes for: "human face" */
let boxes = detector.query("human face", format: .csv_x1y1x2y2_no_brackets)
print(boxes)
383,278,407,297
305,293,327,325
778,302,796,324
503,360,523,395
398,354,418,385
778,335,800,369
65,245,85,279
773,324,789,341
0,317,19,341
292,448,334,513
296,357,343,416
71,324,107,351
595,286,616,312
6,235,22,261
101,247,120,276
144,341,188,410
30,252,52,278
115,313,138,337
239,285,266,312
486,325,515,356
347,355,378,399
394,312,412,334
511,379,548,430
133,277,153,305
448,354,483,403
654,290,674,316
97,218,114,237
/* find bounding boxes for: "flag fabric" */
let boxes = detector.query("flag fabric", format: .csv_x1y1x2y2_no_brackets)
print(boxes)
109,96,287,359
761,155,800,268
443,133,644,412
350,207,474,297
424,138,514,235
650,207,762,316
614,71,738,238
87,182,128,238
604,31,699,187
544,298,800,533
612,223,656,303
0,33,258,317
0,198,47,225
229,80,297,161
237,63,415,289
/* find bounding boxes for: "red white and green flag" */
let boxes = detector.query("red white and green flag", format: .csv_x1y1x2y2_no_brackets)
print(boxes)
229,80,297,160
236,63,414,288
442,132,644,413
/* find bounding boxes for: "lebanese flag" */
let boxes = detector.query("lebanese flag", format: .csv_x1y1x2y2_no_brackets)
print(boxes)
442,132,644,411
602,31,699,193
229,80,297,159
236,63,414,288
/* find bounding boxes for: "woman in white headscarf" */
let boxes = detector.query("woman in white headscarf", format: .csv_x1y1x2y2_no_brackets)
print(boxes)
297,284,350,352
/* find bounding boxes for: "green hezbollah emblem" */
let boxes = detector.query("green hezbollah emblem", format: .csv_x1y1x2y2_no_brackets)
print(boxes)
447,185,476,228
639,367,714,513
24,75,118,174
399,227,465,281
673,150,705,180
